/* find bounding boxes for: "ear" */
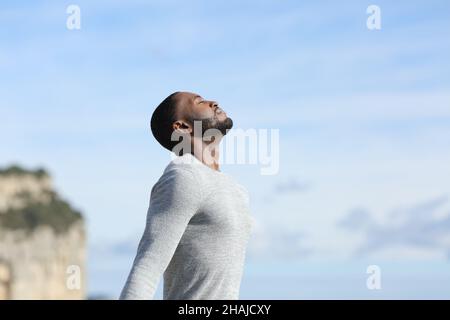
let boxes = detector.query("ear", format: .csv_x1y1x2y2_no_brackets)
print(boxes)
172,120,192,134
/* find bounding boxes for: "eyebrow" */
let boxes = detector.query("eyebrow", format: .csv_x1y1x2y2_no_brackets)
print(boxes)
193,95,202,102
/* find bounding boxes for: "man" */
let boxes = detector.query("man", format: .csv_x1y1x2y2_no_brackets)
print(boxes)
119,91,254,300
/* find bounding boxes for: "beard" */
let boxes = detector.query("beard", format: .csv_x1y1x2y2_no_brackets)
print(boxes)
191,115,233,138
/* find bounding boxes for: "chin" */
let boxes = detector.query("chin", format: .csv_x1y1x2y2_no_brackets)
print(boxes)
212,117,233,136
223,117,233,133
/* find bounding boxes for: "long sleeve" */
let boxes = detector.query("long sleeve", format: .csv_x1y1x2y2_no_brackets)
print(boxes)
119,167,203,299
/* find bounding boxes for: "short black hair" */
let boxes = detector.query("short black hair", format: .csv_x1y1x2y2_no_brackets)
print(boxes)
150,92,180,151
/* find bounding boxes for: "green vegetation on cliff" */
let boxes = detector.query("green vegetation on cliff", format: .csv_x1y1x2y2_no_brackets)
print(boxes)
0,191,82,234
0,164,48,178
0,165,82,234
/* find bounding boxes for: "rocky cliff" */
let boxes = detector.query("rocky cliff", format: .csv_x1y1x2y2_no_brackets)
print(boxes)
0,165,86,299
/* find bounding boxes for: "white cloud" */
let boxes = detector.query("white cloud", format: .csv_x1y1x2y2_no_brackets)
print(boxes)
338,195,450,260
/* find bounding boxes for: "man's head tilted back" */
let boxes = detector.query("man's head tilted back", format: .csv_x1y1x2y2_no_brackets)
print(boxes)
150,92,233,154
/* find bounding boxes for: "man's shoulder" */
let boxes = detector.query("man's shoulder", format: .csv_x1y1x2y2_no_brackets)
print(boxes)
150,155,205,200
163,161,194,175
156,155,205,187
164,153,205,176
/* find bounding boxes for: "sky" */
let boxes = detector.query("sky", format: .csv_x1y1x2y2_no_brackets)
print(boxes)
1,0,450,298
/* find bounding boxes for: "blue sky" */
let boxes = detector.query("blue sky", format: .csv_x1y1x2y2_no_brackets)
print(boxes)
1,0,450,298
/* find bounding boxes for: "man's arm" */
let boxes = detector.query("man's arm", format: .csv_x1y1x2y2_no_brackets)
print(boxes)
119,167,202,299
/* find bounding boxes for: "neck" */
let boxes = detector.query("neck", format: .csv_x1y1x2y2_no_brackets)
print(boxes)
191,137,221,172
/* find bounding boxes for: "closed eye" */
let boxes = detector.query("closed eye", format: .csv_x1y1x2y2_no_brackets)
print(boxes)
194,96,204,104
